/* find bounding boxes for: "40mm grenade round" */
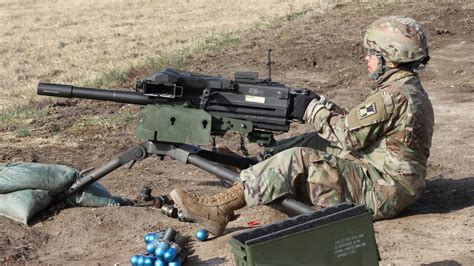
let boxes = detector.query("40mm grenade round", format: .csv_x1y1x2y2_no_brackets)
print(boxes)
195,228,209,241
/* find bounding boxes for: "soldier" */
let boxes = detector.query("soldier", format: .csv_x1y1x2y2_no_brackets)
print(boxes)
171,16,434,236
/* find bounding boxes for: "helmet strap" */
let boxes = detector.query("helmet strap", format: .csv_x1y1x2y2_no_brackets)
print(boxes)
368,52,386,80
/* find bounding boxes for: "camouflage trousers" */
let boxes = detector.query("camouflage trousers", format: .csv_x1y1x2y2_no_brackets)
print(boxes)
239,132,405,220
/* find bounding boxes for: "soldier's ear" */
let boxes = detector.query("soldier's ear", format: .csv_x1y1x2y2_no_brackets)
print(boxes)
385,61,398,68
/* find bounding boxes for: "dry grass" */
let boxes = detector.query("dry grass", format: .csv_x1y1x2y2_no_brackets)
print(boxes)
0,0,320,110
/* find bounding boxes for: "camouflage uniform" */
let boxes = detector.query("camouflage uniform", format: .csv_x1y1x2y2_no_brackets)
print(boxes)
240,17,434,220
168,17,434,236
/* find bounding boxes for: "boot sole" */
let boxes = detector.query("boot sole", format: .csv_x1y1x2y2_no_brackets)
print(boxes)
170,190,226,236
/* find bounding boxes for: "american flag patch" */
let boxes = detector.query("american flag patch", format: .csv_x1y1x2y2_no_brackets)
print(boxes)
357,102,377,119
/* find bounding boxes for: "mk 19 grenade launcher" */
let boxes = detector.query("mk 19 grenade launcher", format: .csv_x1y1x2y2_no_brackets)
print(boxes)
38,68,310,147
37,64,316,215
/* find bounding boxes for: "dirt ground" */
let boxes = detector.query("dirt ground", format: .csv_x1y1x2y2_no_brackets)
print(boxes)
1,1,473,265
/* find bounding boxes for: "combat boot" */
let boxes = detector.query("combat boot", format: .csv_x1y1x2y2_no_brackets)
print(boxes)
170,182,246,236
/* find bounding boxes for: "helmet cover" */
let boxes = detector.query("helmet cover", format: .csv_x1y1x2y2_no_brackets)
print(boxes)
364,16,429,64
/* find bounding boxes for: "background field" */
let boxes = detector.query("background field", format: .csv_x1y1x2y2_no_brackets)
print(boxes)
1,0,473,265
0,0,319,110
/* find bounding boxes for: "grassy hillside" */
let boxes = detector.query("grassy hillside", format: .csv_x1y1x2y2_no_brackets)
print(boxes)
0,0,318,110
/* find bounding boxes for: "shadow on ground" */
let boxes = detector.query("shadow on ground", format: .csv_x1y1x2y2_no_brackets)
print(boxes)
421,260,462,266
404,175,474,215
187,255,230,265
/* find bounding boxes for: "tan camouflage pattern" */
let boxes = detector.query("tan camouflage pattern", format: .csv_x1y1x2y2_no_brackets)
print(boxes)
240,69,434,220
363,16,429,64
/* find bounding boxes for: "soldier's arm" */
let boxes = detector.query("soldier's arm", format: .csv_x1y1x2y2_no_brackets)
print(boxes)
304,91,395,151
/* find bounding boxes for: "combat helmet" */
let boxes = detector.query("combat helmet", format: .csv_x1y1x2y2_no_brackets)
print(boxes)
364,16,429,65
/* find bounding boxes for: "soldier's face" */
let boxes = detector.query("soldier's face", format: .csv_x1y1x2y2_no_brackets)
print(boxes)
366,52,379,73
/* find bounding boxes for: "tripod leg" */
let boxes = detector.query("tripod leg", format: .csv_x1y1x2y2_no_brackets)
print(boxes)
187,153,239,187
54,144,147,203
147,142,315,215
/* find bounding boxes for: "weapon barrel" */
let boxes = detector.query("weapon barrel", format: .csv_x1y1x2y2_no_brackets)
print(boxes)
37,82,157,105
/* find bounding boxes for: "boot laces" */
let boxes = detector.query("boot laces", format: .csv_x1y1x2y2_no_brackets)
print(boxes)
189,192,218,205
189,190,238,205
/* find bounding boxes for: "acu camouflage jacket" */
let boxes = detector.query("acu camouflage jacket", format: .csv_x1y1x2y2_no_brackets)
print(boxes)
304,69,434,218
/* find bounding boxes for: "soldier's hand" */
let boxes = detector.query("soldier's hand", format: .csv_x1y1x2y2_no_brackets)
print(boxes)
291,90,320,121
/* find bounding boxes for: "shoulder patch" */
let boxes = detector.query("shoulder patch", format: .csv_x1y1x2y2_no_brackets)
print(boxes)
357,102,377,119
347,92,390,131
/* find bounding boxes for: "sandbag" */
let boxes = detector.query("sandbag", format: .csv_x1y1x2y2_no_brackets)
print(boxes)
0,162,77,194
65,181,129,207
0,189,52,224
0,163,128,224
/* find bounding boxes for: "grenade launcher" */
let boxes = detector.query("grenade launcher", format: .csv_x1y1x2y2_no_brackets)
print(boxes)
37,65,315,216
